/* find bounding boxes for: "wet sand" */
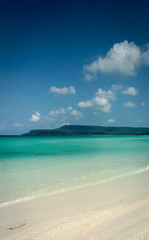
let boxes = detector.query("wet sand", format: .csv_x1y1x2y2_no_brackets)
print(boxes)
0,171,149,240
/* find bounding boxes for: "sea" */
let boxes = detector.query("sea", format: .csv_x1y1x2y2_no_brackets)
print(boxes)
0,136,149,206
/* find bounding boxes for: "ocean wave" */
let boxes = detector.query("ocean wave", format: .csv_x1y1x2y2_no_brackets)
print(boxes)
1,165,149,208
0,196,35,208
133,165,149,174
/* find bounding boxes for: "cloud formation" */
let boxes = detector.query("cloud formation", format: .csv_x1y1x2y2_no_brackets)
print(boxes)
49,86,76,95
29,111,40,122
49,108,66,117
107,119,115,123
78,100,93,108
70,110,84,120
67,106,73,111
49,106,83,121
124,102,136,108
78,88,116,113
122,87,138,96
83,40,149,80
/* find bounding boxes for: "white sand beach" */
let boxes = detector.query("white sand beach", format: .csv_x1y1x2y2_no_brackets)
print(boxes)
0,171,149,240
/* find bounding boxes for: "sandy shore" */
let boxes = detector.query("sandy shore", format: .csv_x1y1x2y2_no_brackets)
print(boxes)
0,171,149,240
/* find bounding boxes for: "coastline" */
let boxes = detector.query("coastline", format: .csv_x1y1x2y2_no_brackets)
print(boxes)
1,170,149,240
1,162,149,209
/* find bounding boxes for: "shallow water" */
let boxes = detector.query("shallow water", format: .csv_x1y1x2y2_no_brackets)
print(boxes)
0,136,149,206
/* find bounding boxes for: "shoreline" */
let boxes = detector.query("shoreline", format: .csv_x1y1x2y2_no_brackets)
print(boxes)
1,170,149,239
1,164,149,209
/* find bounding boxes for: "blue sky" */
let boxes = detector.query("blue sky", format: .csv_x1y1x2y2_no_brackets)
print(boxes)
0,0,149,134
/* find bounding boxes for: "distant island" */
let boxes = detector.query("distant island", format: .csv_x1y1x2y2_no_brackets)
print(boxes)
20,125,149,137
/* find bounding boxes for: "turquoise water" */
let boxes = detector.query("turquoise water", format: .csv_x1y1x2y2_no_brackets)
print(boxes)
0,136,149,206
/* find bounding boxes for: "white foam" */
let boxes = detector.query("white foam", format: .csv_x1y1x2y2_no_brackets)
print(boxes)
133,165,149,174
1,165,149,208
0,196,35,208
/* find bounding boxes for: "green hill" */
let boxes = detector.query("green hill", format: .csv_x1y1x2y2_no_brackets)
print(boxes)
22,125,149,136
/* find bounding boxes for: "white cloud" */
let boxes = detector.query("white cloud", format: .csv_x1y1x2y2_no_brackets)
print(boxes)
70,110,84,120
96,88,116,100
49,108,66,117
67,106,73,111
60,123,70,127
78,100,93,108
78,88,115,113
49,86,76,95
107,119,115,123
14,123,24,127
141,102,145,106
141,43,149,66
49,106,83,121
92,96,111,113
122,87,138,96
111,84,138,96
83,40,149,80
124,102,136,108
29,111,40,122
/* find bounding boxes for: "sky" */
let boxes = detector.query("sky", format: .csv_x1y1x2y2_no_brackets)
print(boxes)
0,0,149,134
